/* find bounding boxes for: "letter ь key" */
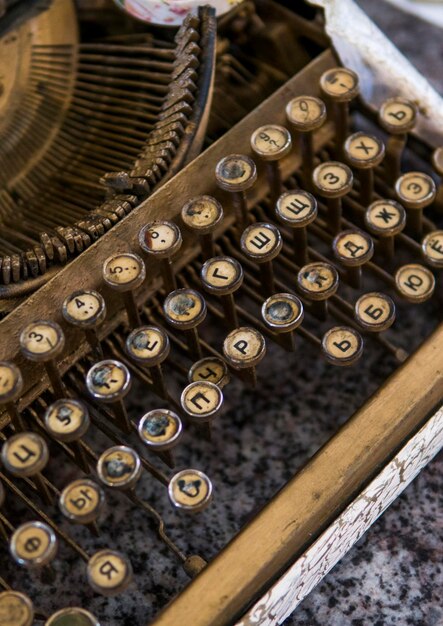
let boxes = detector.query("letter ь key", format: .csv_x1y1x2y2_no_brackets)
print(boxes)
321,326,364,366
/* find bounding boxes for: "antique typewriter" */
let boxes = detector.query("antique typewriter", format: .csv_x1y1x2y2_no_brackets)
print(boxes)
0,0,442,624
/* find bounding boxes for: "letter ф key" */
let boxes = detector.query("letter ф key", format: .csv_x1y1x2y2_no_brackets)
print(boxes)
45,607,101,626
62,289,107,359
125,325,171,399
321,326,364,366
168,468,213,513
0,361,26,432
10,520,58,572
395,171,436,238
312,161,353,235
181,381,223,441
223,327,266,388
1,432,52,505
200,256,243,330
240,222,282,297
87,548,133,597
250,124,292,202
332,230,374,289
20,320,66,399
0,590,34,626
181,196,224,260
102,252,146,329
44,399,90,473
138,220,183,293
86,360,132,434
215,154,257,232
138,409,183,467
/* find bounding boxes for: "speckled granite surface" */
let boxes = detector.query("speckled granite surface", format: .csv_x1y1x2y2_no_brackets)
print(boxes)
1,3,442,625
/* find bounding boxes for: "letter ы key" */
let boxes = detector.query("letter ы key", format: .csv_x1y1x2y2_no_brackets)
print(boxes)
250,124,292,201
181,380,223,441
19,320,66,399
200,256,243,330
181,196,224,260
138,220,182,293
62,289,106,358
223,327,266,388
102,252,146,328
125,325,170,399
215,154,257,231
86,360,132,433
240,222,282,296
59,478,105,526
138,409,183,467
275,190,317,266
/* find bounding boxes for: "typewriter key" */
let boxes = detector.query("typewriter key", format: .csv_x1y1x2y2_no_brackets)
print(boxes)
44,399,90,472
275,190,317,265
97,446,142,491
138,409,183,465
1,432,52,504
0,590,34,626
62,289,106,358
163,289,207,360
395,263,435,303
181,196,224,259
250,124,292,200
45,607,100,626
286,95,327,184
297,262,339,320
181,381,223,440
168,469,212,513
364,199,406,260
322,326,364,366
188,357,230,388
395,172,437,237
87,549,132,596
200,256,243,329
320,67,359,152
354,292,396,332
421,230,443,268
20,320,66,398
223,327,266,387
86,360,132,433
126,326,170,399
215,154,257,230
379,98,417,184
59,479,105,525
312,161,353,234
262,293,304,352
344,132,385,205
139,220,182,293
332,230,374,289
0,361,25,431
10,521,58,568
240,222,282,296
431,146,443,209
102,252,146,328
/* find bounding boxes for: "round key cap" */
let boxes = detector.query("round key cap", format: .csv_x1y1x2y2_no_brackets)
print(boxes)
320,67,359,102
276,190,317,265
421,230,443,268
201,256,243,329
10,521,58,568
312,161,353,234
86,360,131,404
62,290,106,329
250,124,292,161
394,264,435,303
215,154,257,230
286,95,327,132
0,361,25,431
59,479,105,525
188,357,230,388
379,97,417,135
102,252,145,328
181,196,224,259
240,222,282,296
139,220,182,259
297,262,339,301
223,327,266,387
1,432,48,477
44,399,89,443
97,446,142,491
138,409,183,451
168,469,212,512
20,320,64,362
163,289,207,360
333,229,374,289
181,381,223,424
45,607,100,626
262,293,304,333
322,326,364,366
125,326,170,366
344,132,385,204
87,549,132,596
0,590,34,626
365,199,406,260
102,252,146,292
354,292,396,332
395,171,436,236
